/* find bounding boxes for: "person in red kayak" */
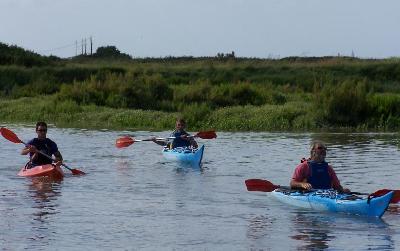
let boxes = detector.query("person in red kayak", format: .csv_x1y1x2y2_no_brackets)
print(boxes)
290,140,350,193
152,118,198,149
21,121,63,167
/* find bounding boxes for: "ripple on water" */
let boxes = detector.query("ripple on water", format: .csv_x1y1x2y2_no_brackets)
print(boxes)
0,129,399,250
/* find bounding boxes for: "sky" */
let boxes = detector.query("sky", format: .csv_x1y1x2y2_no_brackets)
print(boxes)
1,0,399,59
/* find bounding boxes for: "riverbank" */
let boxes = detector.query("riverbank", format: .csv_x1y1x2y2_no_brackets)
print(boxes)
0,95,395,132
2,42,400,131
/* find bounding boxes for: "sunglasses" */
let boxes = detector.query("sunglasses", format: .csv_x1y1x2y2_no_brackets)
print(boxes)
316,146,327,150
37,129,47,132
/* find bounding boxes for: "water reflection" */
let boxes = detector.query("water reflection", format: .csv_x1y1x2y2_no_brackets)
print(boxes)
246,215,275,240
290,212,334,250
387,205,400,215
290,211,394,250
26,179,62,243
310,132,399,149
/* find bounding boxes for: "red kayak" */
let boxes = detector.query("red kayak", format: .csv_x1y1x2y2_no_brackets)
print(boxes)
18,164,64,180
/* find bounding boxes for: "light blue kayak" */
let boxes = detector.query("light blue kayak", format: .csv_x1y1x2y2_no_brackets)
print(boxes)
162,145,205,167
271,188,393,218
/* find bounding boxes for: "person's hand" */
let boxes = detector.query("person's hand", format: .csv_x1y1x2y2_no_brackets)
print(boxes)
27,145,37,153
151,136,157,142
181,134,189,140
54,160,63,166
300,182,313,190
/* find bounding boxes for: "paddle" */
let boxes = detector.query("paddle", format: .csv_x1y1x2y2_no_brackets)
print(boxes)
115,130,217,148
245,179,400,204
115,136,155,148
0,127,85,175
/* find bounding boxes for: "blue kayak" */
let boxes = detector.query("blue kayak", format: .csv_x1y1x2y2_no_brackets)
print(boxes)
162,145,205,167
271,188,393,218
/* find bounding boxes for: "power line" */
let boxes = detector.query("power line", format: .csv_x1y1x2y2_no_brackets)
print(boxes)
38,37,94,56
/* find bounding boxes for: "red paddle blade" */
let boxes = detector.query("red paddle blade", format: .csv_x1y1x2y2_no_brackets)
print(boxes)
245,179,280,192
369,189,400,204
1,127,23,144
115,136,134,148
392,191,400,203
195,130,217,139
71,168,85,175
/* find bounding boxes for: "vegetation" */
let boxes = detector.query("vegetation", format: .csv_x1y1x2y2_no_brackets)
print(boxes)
1,42,400,131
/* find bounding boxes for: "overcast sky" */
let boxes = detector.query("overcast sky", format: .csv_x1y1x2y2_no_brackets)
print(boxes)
1,0,399,58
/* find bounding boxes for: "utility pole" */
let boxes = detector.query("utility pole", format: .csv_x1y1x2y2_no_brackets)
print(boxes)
75,40,78,56
90,36,93,55
84,38,87,55
81,39,84,55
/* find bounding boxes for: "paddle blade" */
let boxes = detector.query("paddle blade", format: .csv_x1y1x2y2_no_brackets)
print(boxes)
71,168,86,175
392,191,400,203
195,130,217,139
115,136,134,148
369,189,400,204
245,179,280,192
1,127,24,144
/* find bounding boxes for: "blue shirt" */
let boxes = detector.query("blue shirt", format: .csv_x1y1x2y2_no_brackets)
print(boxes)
27,138,58,166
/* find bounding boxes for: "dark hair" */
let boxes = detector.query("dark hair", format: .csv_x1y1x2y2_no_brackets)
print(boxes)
36,121,48,131
176,118,186,125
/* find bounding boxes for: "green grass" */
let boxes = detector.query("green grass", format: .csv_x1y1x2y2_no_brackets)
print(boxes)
0,96,317,131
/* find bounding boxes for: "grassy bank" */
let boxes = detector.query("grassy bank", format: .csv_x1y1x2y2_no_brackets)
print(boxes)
2,94,398,132
1,42,400,131
0,96,318,131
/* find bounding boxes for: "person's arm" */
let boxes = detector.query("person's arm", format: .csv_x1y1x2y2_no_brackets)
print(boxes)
329,166,350,193
151,137,167,146
21,146,30,155
290,163,313,190
21,144,37,155
54,151,63,162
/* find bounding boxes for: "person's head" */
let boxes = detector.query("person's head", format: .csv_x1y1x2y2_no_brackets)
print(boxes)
175,118,186,131
310,140,327,162
35,121,48,139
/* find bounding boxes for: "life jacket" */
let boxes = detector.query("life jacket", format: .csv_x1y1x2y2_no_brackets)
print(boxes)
171,131,190,148
307,160,332,189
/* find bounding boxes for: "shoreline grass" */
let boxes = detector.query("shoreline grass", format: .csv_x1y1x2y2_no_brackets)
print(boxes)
1,96,398,132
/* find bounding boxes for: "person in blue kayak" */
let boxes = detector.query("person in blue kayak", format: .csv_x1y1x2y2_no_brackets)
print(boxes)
152,118,198,149
21,121,63,167
290,140,350,193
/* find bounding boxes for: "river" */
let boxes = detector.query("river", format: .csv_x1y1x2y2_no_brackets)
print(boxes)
1,126,399,250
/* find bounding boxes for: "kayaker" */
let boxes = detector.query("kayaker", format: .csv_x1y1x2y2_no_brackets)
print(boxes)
21,121,63,167
290,140,350,193
152,118,198,149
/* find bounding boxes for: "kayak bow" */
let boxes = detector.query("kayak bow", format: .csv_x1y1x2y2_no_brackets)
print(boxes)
18,164,64,180
162,145,205,167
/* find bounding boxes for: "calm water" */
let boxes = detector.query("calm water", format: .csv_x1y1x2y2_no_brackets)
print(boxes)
1,125,399,250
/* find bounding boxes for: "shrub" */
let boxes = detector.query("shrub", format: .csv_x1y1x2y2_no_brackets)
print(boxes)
315,80,370,126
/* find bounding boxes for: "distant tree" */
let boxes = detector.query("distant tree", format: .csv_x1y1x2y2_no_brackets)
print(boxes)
94,46,132,60
0,42,54,67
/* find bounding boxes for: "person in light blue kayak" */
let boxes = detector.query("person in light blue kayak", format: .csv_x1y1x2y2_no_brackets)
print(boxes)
290,140,350,193
21,121,63,167
152,118,198,149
